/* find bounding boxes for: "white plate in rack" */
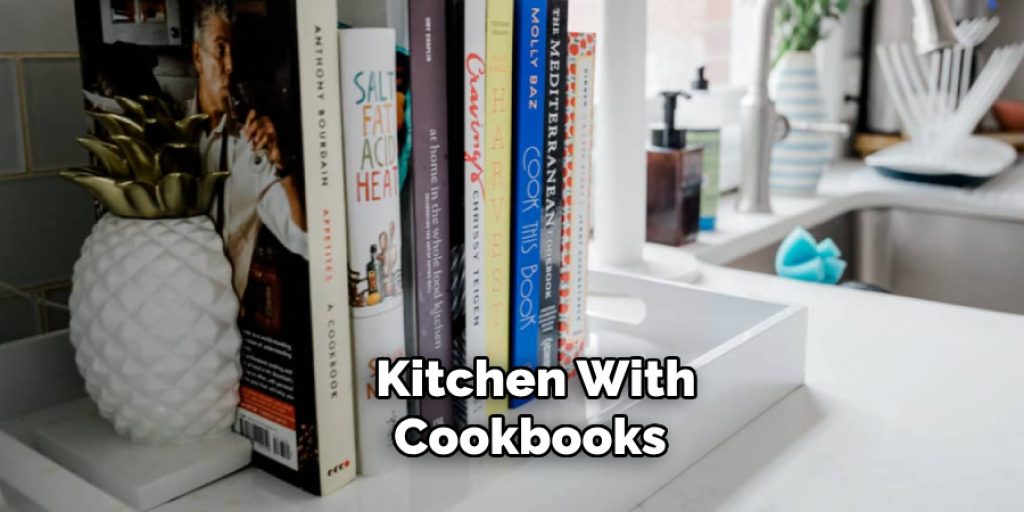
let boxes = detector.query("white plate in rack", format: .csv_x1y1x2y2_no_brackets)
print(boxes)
866,136,1018,178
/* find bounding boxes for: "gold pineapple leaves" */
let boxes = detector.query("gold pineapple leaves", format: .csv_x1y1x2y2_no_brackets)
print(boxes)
61,95,229,219
76,136,130,180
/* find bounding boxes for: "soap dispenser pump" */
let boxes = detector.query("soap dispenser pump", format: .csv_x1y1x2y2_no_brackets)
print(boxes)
653,90,689,149
647,91,704,247
692,65,709,91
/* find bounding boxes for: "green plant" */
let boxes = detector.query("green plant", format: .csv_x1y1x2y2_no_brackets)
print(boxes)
773,0,855,68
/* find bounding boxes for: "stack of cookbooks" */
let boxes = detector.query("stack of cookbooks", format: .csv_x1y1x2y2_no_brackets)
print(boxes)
71,0,596,497
338,0,597,429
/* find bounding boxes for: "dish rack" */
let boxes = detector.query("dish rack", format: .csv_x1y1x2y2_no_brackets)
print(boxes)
868,17,1024,179
0,270,807,511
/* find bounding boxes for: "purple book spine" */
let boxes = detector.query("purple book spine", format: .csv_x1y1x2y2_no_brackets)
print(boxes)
409,0,453,426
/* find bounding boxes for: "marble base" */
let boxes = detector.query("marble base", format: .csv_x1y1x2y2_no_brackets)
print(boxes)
33,409,251,511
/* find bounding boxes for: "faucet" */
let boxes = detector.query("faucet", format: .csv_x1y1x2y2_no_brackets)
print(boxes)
737,0,956,214
737,0,852,214
737,0,782,214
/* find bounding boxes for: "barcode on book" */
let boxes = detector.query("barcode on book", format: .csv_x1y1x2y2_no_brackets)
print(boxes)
239,417,269,447
236,411,298,470
273,438,292,461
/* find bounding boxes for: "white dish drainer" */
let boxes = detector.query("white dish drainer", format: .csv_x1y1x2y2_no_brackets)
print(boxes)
868,17,1024,179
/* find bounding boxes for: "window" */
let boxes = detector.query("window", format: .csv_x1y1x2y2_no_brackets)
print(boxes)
569,0,734,97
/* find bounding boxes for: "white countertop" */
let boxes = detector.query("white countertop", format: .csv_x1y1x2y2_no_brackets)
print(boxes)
5,161,1024,511
158,161,1024,511
636,161,1024,511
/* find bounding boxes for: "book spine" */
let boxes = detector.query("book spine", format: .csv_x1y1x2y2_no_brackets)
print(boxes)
338,27,406,478
409,0,453,426
509,0,548,408
537,0,568,369
296,1,357,494
447,0,469,426
483,0,514,415
462,0,488,424
559,32,597,375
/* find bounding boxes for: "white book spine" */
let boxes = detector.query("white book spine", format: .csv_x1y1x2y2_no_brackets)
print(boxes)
560,34,597,372
338,27,406,477
463,0,488,425
296,0,358,493
570,40,596,351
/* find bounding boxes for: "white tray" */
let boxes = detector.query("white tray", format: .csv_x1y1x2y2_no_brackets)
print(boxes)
0,270,807,512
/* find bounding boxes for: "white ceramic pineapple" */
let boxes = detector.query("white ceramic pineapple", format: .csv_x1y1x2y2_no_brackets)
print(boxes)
63,96,241,444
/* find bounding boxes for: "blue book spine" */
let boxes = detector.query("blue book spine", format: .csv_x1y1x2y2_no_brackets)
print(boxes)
510,0,548,408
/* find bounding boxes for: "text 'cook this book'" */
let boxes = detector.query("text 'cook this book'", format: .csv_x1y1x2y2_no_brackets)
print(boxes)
510,0,548,408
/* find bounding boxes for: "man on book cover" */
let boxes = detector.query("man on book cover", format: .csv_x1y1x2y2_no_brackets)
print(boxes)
74,0,335,483
188,0,308,297
78,0,308,301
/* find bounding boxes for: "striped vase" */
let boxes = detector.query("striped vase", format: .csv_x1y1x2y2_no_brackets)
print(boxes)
769,51,832,195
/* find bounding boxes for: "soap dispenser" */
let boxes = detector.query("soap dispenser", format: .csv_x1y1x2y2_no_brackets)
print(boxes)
684,66,723,232
646,91,703,246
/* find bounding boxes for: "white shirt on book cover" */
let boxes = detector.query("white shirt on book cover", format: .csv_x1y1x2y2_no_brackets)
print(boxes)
186,97,309,297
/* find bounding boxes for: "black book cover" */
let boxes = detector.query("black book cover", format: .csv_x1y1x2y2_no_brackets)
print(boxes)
72,0,356,495
446,0,469,426
537,0,568,368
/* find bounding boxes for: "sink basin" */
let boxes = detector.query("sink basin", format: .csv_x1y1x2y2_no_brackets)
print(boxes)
722,206,1024,315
